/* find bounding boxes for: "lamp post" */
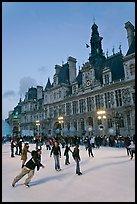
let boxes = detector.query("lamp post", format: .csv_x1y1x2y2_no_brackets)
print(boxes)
36,120,40,137
113,112,122,137
58,116,64,137
97,110,106,136
88,126,92,137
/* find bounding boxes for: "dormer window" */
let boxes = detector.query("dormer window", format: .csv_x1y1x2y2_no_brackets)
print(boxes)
130,64,135,76
104,74,109,84
102,67,112,85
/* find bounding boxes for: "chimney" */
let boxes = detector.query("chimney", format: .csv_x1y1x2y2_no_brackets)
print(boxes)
125,21,135,48
67,56,77,84
37,86,43,100
55,65,62,75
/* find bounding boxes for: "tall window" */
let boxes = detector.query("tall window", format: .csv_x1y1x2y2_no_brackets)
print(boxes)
88,117,93,126
49,107,53,118
72,101,78,114
126,111,131,128
119,115,124,128
59,90,61,98
130,64,135,76
107,118,113,128
104,74,109,84
79,99,85,113
58,105,62,116
53,106,58,118
87,97,92,112
115,89,122,107
80,118,85,131
104,92,111,108
66,102,71,116
95,95,101,109
74,120,77,130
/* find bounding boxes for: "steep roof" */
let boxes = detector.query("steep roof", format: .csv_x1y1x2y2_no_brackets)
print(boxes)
105,53,125,81
75,70,82,86
58,63,69,84
45,78,52,90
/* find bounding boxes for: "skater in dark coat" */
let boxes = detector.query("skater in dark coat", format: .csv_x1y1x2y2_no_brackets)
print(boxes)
64,143,72,165
12,150,44,187
10,139,16,157
72,144,82,175
87,143,94,157
129,141,135,160
50,141,61,171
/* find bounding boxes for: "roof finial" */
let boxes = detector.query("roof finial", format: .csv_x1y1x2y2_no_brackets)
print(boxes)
78,63,80,71
119,42,122,53
112,46,115,55
93,17,95,24
106,49,109,58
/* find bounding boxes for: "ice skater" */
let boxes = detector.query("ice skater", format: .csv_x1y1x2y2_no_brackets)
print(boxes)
12,150,44,187
64,143,72,165
72,144,82,175
50,141,61,171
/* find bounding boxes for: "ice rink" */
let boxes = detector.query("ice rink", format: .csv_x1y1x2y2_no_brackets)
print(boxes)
2,142,135,202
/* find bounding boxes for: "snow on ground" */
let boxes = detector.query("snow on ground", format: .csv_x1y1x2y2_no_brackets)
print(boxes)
2,142,135,202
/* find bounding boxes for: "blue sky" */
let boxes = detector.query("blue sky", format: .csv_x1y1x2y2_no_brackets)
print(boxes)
2,2,135,120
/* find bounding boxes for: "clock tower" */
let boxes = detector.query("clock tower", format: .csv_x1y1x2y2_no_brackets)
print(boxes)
89,22,106,82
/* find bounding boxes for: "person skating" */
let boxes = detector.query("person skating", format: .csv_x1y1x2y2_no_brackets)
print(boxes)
12,150,44,188
87,143,94,157
64,143,72,165
50,141,61,171
129,141,135,160
72,144,82,175
21,142,31,168
10,139,16,157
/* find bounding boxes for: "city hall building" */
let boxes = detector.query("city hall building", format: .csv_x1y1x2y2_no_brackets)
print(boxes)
7,21,135,139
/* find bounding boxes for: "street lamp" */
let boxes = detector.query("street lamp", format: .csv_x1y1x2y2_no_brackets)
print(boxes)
97,110,106,136
97,110,106,120
88,126,92,137
113,112,122,137
58,116,64,137
36,120,40,137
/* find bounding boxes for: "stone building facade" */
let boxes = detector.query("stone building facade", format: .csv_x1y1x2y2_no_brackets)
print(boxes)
8,21,135,139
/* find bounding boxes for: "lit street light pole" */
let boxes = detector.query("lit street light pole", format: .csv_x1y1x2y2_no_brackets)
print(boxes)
88,126,92,137
36,120,40,137
113,112,122,137
58,116,64,137
97,110,107,136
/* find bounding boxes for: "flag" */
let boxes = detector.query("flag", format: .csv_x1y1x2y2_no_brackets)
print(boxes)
86,43,90,48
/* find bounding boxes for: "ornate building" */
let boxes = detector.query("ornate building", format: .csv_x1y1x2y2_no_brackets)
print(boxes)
8,21,135,139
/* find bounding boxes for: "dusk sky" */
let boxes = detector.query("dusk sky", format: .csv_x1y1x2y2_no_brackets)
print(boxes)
2,2,135,120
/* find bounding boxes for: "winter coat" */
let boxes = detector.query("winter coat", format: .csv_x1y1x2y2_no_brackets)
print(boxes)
21,146,29,160
64,146,72,156
72,147,80,160
50,145,61,156
25,150,43,171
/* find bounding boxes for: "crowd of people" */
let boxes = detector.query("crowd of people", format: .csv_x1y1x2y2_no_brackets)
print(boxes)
4,134,135,188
